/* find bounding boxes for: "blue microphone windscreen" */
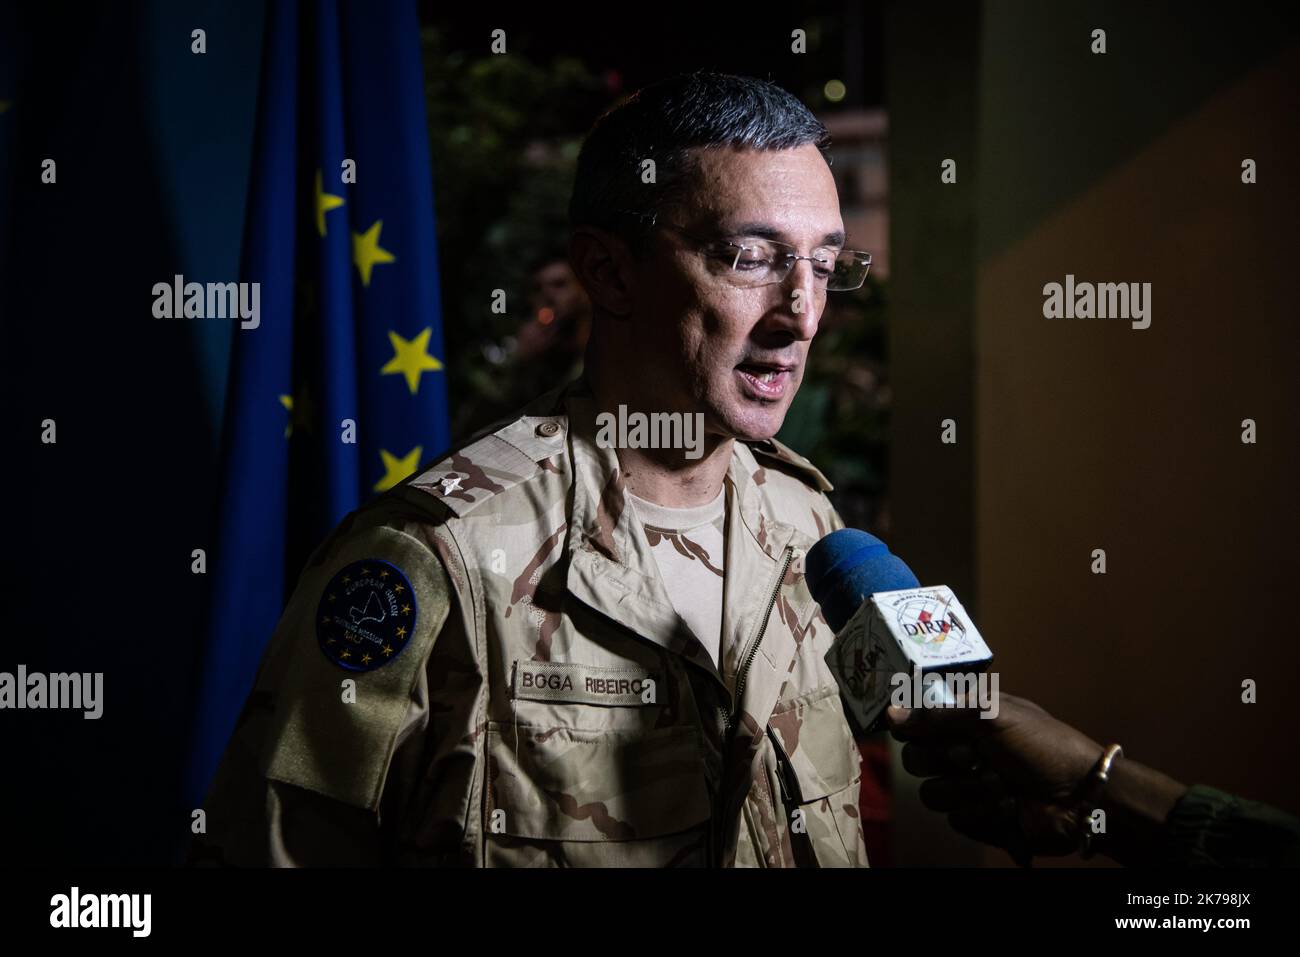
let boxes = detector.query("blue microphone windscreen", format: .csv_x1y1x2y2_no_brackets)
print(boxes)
805,529,920,632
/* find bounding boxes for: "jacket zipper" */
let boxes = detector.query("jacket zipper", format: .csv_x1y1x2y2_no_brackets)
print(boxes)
713,543,796,867
721,544,796,737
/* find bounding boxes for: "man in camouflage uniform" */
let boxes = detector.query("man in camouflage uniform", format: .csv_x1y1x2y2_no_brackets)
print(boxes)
193,72,874,867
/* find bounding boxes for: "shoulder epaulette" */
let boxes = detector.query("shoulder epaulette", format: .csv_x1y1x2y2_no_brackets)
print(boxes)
403,414,569,517
748,437,834,492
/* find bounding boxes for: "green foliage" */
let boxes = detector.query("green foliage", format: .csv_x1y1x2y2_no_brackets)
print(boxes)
421,31,891,531
421,28,605,436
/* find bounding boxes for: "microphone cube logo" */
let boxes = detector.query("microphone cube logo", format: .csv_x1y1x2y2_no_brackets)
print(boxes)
899,590,977,657
881,587,991,667
825,585,994,734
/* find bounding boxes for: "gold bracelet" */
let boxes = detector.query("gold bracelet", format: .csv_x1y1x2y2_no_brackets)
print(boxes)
1079,743,1123,859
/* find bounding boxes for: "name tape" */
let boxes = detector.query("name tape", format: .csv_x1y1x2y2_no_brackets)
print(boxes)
513,660,658,706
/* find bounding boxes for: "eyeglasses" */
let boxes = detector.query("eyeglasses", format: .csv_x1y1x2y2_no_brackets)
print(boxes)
617,210,872,291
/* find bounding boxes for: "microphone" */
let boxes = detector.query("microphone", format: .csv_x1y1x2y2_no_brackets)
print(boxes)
806,529,994,735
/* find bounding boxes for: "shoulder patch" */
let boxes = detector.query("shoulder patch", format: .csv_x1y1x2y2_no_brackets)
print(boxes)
406,415,568,517
316,559,417,672
259,525,452,811
749,437,834,492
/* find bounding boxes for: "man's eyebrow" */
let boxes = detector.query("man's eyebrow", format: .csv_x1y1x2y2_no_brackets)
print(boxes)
723,222,847,248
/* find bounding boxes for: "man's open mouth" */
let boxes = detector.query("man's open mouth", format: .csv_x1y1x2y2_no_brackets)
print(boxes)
735,362,793,399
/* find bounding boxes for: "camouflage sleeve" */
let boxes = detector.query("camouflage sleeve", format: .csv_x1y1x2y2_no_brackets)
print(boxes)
1159,784,1300,867
189,519,452,867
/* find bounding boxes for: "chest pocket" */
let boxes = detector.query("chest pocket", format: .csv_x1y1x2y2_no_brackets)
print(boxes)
768,685,868,867
483,721,713,867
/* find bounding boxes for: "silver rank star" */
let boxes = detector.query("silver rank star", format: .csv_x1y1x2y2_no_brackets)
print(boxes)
440,474,463,495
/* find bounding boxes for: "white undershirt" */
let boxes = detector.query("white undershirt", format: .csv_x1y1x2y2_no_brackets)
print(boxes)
626,487,727,669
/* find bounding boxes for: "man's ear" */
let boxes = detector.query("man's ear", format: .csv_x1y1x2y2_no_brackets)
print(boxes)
568,227,637,318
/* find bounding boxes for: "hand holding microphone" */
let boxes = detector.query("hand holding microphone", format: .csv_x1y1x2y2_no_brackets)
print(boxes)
885,693,1114,864
885,696,1300,868
808,528,1300,867
805,528,1046,862
806,527,1175,864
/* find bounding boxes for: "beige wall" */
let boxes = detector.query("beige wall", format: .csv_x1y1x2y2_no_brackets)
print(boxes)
887,1,1299,865
976,44,1300,847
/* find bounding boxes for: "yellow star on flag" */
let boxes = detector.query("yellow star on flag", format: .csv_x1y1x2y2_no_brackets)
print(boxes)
278,386,315,438
380,327,443,394
374,446,422,492
278,394,294,437
353,220,395,286
314,170,345,237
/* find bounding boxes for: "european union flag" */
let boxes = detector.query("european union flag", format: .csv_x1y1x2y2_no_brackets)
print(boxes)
187,0,450,805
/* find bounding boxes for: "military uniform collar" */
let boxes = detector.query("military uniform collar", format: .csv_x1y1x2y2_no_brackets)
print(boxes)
558,376,780,556
560,379,817,695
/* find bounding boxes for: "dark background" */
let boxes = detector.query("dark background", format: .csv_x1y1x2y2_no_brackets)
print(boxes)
1,1,1297,867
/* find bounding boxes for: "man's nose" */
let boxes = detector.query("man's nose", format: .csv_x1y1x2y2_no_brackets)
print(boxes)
775,259,825,339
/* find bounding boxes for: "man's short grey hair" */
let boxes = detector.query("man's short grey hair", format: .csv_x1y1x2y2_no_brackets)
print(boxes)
568,72,832,255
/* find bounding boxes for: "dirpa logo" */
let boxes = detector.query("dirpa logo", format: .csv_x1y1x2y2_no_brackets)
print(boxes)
896,599,968,645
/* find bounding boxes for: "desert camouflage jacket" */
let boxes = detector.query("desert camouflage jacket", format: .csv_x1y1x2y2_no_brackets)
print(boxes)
194,377,868,867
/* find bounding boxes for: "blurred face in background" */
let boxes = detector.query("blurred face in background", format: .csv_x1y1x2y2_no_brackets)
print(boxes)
530,260,589,326
519,259,591,362
631,143,842,443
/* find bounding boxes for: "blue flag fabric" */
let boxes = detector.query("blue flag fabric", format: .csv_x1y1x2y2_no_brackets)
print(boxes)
187,0,450,805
